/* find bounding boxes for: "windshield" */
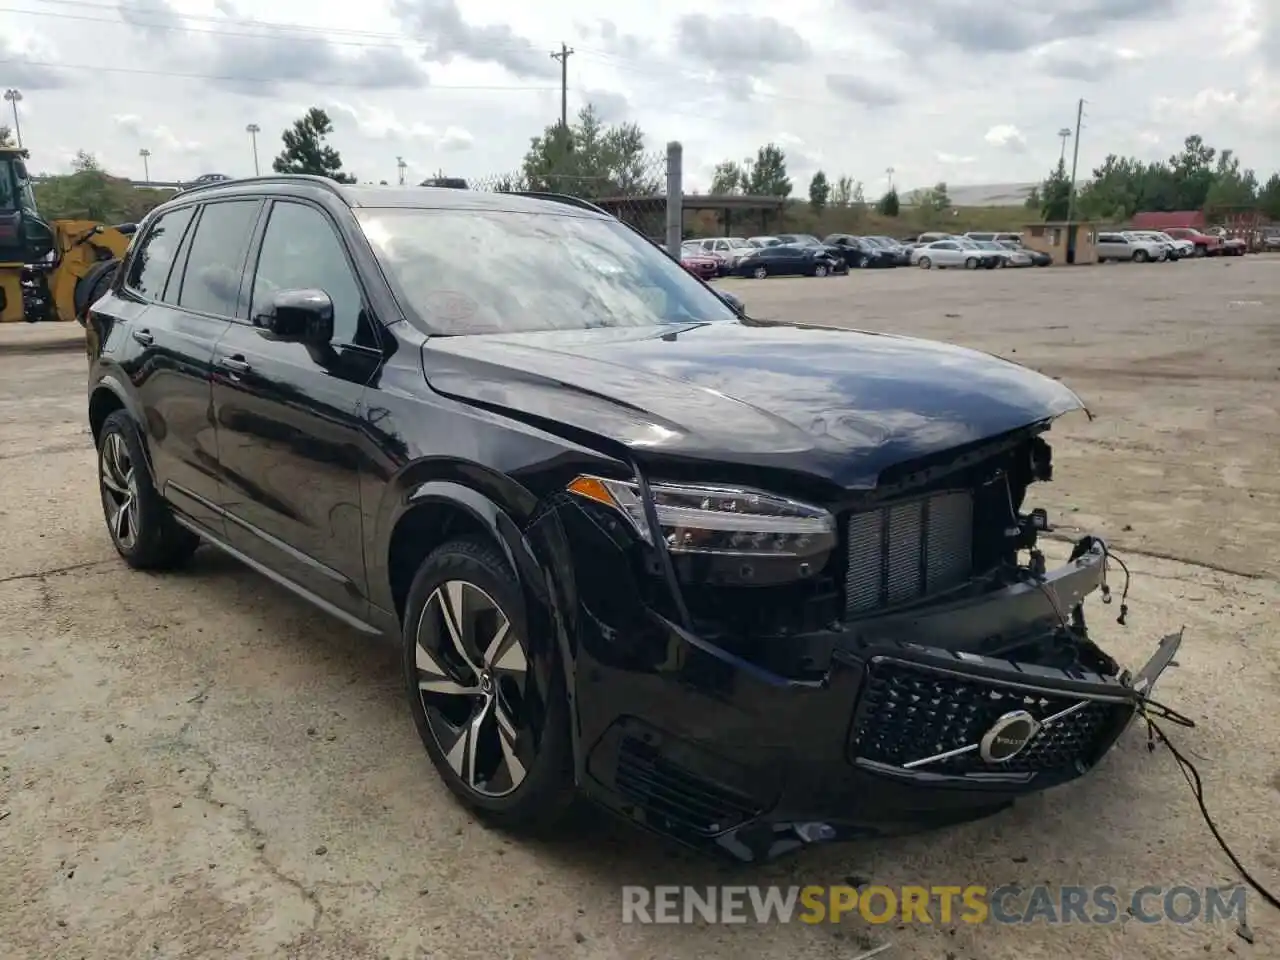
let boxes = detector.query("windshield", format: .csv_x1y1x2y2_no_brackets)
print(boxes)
727,238,752,249
356,207,737,335
975,241,1003,250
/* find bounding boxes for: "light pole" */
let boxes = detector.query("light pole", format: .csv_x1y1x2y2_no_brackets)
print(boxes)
1057,127,1072,165
246,123,260,175
885,166,895,191
396,156,407,185
139,148,151,182
3,89,22,149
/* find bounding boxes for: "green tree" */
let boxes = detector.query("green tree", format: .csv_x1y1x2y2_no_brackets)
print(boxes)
808,170,830,211
1167,134,1216,209
31,151,167,222
876,187,899,217
0,124,13,148
1258,173,1280,221
1038,159,1072,221
917,182,950,214
746,143,791,198
1024,185,1041,210
520,104,657,198
851,180,866,207
831,175,852,207
272,108,356,183
710,160,746,195
1204,149,1258,210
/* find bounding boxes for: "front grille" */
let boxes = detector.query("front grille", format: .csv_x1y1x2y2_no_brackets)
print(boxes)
848,658,1133,777
845,490,974,617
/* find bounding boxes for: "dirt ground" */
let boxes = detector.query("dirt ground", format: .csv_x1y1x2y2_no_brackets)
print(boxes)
2,256,1277,960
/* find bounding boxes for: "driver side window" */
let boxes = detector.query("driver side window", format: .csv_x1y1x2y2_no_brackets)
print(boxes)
251,201,365,344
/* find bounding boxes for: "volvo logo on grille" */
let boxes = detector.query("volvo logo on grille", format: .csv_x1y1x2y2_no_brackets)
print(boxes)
979,710,1041,763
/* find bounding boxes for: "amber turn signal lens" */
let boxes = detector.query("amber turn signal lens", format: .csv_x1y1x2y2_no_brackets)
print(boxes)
567,475,618,508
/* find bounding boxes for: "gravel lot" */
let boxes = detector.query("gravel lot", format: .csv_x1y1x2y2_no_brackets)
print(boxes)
2,257,1278,959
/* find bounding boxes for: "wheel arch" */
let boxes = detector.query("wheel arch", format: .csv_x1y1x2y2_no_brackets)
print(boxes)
383,476,585,773
89,378,146,451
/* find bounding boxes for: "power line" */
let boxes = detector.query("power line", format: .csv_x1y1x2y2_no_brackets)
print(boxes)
550,42,574,129
0,57,557,91
0,0,852,108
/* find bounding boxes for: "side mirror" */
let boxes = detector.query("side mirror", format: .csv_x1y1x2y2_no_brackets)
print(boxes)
716,289,745,316
254,288,334,344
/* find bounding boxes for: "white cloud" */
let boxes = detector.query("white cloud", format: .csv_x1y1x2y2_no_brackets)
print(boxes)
1,0,1274,187
438,126,474,151
112,113,202,154
984,124,1027,152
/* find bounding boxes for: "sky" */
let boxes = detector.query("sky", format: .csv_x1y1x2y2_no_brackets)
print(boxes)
1,0,1277,193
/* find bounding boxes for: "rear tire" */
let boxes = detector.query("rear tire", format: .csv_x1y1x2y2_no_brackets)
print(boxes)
74,259,121,325
1133,249,1150,263
965,257,979,270
97,410,200,570
403,538,575,832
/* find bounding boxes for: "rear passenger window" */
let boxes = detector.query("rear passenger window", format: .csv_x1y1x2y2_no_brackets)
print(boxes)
126,206,195,299
177,200,261,317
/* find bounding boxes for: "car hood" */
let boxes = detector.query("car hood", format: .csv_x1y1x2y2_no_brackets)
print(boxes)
421,321,1085,491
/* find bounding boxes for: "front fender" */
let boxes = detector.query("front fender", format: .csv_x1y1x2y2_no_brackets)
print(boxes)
376,477,587,776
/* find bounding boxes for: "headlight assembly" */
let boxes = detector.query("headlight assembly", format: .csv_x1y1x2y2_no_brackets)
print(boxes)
567,475,836,559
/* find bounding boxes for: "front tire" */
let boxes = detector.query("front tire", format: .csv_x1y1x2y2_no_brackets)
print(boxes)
813,263,828,278
752,266,768,279
918,257,932,269
403,538,574,831
97,410,200,569
965,257,979,270
1133,249,1150,263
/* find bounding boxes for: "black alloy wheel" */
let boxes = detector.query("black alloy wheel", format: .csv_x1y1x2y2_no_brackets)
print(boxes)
97,410,200,569
403,539,573,829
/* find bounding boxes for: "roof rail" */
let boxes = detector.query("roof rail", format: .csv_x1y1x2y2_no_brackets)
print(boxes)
174,173,349,199
508,191,613,217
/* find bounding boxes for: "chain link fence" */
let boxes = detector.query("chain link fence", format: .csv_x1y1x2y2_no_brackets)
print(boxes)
468,142,684,257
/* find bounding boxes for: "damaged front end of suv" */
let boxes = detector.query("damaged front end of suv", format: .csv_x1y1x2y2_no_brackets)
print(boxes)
479,338,1183,863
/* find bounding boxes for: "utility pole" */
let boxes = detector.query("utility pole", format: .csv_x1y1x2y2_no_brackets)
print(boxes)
3,89,22,149
396,156,407,186
550,42,574,130
1057,127,1072,165
1065,98,1085,224
885,167,895,192
139,147,151,182
246,123,261,175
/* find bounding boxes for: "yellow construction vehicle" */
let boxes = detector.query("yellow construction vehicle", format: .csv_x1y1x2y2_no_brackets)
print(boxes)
1,145,134,323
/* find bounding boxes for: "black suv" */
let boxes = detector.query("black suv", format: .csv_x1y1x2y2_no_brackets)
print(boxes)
85,176,1179,861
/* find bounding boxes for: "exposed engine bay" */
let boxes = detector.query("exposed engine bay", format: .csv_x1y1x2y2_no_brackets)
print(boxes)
653,430,1133,685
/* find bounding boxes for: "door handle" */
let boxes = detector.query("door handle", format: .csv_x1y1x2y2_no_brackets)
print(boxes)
131,328,154,345
217,355,252,375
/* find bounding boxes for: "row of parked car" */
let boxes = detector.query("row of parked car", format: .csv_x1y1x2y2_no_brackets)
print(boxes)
1095,229,1245,262
904,233,1052,270
679,232,1052,279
